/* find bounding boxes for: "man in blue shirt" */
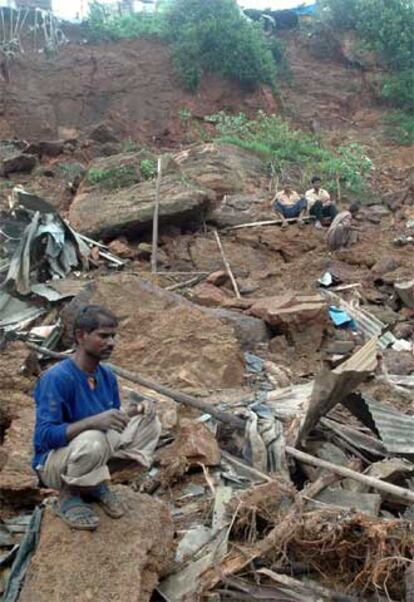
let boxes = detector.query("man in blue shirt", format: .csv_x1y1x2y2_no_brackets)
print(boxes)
33,305,161,531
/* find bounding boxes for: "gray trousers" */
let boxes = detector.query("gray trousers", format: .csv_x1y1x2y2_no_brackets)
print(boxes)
39,413,161,490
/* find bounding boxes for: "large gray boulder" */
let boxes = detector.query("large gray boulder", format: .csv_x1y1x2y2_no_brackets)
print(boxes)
68,144,266,239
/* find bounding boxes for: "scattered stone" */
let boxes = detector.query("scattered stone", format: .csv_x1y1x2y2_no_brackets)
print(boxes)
190,282,231,307
371,257,399,275
19,487,174,602
383,349,414,375
108,237,135,259
207,270,229,286
24,140,64,158
395,279,414,310
88,123,120,144
393,322,414,340
248,293,328,350
0,152,37,176
211,308,269,349
158,420,220,469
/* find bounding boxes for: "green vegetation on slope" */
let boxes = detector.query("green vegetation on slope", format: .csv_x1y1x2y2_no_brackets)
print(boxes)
87,0,280,91
210,111,372,195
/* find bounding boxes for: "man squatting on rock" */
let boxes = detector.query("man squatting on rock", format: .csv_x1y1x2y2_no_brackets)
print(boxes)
32,305,161,530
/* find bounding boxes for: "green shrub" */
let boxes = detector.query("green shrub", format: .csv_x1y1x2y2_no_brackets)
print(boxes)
380,71,414,112
87,165,139,190
164,0,277,90
319,0,414,71
139,159,156,180
211,111,372,194
88,1,164,42
382,111,414,146
87,0,280,91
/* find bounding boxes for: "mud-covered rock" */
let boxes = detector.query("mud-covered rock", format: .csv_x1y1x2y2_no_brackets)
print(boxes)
19,487,174,602
62,274,244,391
70,169,213,239
371,256,399,275
175,144,266,197
0,343,40,506
211,308,269,349
190,282,232,307
248,293,328,351
0,152,37,176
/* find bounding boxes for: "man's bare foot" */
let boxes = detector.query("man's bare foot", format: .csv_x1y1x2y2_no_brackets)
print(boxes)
85,483,125,519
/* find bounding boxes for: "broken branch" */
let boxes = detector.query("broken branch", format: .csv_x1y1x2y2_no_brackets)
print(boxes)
213,229,241,299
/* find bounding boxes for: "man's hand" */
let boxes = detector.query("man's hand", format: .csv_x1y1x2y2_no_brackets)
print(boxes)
88,409,129,433
126,400,156,419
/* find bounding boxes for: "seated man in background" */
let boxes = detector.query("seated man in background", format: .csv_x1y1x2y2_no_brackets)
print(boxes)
306,176,338,229
272,183,308,227
327,202,361,250
33,305,161,531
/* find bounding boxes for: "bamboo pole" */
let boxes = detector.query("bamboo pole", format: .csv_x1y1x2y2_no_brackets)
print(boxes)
213,229,241,299
224,216,315,231
151,157,163,274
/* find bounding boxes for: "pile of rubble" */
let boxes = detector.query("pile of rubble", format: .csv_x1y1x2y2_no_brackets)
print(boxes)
0,142,413,602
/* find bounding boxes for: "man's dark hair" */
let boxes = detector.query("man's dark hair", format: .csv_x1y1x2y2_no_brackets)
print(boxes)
349,202,361,215
311,176,322,184
73,305,118,339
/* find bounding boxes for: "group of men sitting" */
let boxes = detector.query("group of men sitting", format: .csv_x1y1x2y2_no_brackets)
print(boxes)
272,175,361,250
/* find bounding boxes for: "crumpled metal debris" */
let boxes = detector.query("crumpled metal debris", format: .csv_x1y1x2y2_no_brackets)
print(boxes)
0,187,125,334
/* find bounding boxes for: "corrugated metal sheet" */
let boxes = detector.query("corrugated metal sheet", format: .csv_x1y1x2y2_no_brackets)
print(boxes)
322,291,396,349
388,375,414,388
346,394,414,455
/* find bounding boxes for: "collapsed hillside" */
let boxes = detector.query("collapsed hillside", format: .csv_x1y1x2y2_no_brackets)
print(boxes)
0,15,413,602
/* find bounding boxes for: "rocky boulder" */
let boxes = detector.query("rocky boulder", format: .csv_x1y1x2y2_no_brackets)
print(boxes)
19,487,174,602
69,144,265,239
62,273,245,391
248,293,328,351
70,164,213,239
174,143,266,197
0,343,40,506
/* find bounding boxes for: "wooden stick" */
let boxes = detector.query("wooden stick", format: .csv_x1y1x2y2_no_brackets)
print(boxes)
258,568,358,602
224,216,315,231
286,446,414,505
213,229,241,299
165,275,204,292
151,157,162,274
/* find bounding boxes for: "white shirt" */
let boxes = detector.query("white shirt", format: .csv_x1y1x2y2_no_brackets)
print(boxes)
305,188,331,208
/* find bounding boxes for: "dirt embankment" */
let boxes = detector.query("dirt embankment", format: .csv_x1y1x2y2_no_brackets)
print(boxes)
0,37,277,144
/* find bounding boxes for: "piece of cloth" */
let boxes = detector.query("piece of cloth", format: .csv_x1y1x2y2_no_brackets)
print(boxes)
39,413,161,490
305,187,331,208
32,358,121,470
327,210,354,250
274,196,307,219
274,189,301,207
310,200,338,223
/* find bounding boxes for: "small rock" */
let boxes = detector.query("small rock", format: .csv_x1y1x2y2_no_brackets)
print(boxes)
207,270,228,286
211,308,269,348
108,237,134,259
158,420,220,468
88,123,119,144
24,140,64,158
393,322,414,339
371,257,399,275
191,282,231,307
1,153,37,176
383,349,414,375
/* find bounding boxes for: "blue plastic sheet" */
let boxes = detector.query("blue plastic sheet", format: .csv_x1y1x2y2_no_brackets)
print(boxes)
329,306,357,329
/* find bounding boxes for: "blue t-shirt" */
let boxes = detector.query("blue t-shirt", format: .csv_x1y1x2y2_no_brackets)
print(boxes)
32,358,121,470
